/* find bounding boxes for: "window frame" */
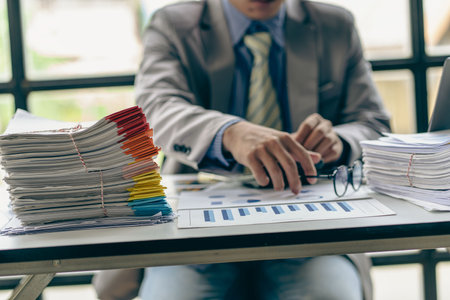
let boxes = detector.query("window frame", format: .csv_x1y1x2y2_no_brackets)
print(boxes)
1,0,135,114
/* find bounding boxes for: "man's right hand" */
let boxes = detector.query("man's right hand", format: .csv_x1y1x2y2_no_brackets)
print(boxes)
222,121,321,194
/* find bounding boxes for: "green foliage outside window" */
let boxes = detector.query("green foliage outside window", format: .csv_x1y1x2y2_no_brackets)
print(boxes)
28,87,135,123
0,95,14,134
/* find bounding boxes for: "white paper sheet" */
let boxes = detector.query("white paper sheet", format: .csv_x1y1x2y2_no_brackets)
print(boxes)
177,182,395,228
178,182,372,210
178,199,395,228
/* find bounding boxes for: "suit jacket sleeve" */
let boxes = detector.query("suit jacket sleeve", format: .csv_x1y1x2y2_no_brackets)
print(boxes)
135,5,239,170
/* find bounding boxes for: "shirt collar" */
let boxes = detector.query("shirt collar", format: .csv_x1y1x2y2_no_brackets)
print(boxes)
221,0,286,47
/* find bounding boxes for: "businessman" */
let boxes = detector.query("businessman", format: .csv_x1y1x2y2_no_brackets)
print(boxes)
134,0,391,299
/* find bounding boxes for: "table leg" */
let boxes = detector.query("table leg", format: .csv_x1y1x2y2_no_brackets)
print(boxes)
8,273,55,300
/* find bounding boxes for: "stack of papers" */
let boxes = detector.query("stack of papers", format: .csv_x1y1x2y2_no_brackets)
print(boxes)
361,130,450,211
0,107,173,234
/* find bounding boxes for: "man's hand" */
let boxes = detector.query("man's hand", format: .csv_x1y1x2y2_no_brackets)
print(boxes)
222,121,321,194
292,113,343,164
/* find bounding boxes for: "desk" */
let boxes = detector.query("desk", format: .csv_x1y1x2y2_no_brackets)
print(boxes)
2,175,450,299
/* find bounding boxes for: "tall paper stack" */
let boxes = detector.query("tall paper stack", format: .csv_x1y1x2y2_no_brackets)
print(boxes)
0,106,173,233
361,130,450,211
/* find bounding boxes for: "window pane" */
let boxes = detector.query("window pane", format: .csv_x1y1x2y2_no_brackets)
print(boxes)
371,264,423,300
140,0,191,27
313,0,411,60
437,262,450,300
427,67,443,120
21,0,142,80
0,94,14,134
373,70,416,133
28,87,135,122
0,0,11,81
424,0,450,56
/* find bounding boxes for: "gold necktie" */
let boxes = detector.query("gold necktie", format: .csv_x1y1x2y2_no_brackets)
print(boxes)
244,32,283,130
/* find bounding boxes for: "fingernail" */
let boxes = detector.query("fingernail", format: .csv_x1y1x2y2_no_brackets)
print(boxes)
308,178,317,184
258,176,268,186
294,182,301,194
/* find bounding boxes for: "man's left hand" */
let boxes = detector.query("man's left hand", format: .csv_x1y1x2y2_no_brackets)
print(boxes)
292,113,343,163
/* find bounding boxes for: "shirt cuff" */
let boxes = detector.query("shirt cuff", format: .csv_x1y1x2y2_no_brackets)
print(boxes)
200,119,243,170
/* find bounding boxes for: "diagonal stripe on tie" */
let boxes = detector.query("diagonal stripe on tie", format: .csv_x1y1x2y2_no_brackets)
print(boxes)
244,31,283,131
248,87,276,124
247,73,272,117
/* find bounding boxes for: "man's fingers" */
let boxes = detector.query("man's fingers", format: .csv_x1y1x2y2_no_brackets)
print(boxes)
223,122,323,192
268,139,301,194
313,134,335,155
247,135,304,193
322,142,343,163
283,136,317,184
257,149,285,191
303,120,332,150
294,113,322,144
246,154,270,187
308,151,322,164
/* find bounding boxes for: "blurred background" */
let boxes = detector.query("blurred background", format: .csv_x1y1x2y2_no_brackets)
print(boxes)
1,0,449,134
0,0,449,299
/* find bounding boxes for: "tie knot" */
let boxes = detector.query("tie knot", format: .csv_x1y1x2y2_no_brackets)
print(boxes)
244,32,272,59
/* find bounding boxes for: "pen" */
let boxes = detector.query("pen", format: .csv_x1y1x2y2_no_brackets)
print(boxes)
197,172,254,183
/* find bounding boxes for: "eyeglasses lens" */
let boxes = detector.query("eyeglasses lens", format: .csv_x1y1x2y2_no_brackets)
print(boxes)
334,166,348,197
351,160,363,191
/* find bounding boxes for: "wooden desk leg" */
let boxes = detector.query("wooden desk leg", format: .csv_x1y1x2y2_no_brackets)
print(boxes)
8,273,55,300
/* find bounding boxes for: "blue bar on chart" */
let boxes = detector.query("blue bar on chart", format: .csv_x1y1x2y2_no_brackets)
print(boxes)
272,206,285,214
337,202,353,212
288,204,300,211
203,210,215,222
238,208,250,216
305,203,318,211
209,195,225,198
255,207,267,213
246,199,261,203
221,209,234,221
321,203,336,211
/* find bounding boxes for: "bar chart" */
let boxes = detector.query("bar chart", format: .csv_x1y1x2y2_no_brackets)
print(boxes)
177,199,395,228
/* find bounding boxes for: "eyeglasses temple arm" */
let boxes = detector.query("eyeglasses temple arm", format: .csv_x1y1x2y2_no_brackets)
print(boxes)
304,174,334,179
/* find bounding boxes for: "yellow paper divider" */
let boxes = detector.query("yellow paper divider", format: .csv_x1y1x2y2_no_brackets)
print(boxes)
133,178,162,186
128,185,165,193
126,170,166,201
132,170,161,181
128,191,166,201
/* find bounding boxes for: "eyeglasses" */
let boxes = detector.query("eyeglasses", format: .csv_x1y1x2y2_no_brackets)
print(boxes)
304,160,363,197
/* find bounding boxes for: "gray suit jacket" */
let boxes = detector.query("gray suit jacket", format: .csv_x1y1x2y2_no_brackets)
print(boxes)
135,1,391,299
136,0,390,173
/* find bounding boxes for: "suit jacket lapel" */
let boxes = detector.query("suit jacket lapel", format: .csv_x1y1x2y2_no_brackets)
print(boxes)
285,0,319,131
200,0,235,113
